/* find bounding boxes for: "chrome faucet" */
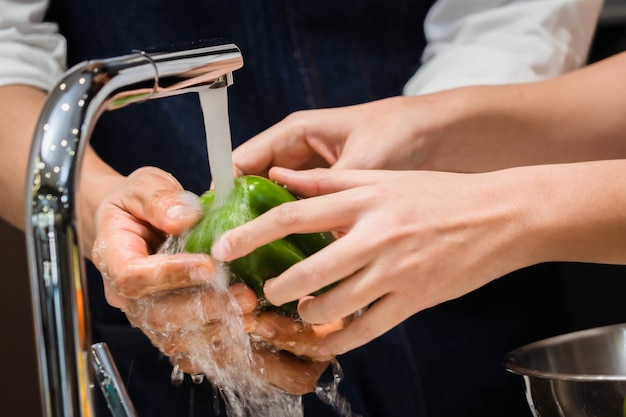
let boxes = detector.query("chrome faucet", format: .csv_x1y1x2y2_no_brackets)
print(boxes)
24,40,243,417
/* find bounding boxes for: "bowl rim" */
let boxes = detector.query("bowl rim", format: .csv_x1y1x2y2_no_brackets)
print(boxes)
503,323,626,381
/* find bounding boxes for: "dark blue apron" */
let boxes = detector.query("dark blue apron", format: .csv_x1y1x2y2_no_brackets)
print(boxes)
46,2,566,416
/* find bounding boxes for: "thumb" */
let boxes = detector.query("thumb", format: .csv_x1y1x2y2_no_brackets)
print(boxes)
101,167,204,236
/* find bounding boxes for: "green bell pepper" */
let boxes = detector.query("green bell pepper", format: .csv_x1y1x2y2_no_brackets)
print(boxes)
184,175,335,317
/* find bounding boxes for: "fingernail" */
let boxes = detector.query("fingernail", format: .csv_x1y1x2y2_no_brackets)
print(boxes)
190,265,213,283
255,322,276,339
242,315,257,332
211,234,231,261
317,342,331,357
262,278,278,303
167,191,201,220
234,294,255,312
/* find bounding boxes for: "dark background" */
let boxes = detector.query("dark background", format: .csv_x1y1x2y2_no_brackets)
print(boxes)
2,2,626,415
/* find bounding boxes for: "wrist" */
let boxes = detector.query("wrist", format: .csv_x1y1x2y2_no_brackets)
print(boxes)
78,149,125,257
493,161,626,266
414,85,524,173
464,167,548,274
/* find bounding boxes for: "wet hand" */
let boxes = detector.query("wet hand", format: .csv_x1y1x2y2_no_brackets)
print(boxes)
129,283,343,395
121,274,335,395
91,166,341,394
246,312,346,395
250,312,344,362
91,166,211,308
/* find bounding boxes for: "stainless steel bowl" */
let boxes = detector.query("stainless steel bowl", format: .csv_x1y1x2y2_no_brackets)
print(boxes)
504,323,626,417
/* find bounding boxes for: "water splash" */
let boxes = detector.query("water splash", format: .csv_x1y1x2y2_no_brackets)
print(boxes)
171,365,184,387
316,361,359,417
152,234,361,417
130,88,360,416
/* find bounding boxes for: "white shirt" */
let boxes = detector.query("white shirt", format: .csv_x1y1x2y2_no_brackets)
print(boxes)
0,0,604,95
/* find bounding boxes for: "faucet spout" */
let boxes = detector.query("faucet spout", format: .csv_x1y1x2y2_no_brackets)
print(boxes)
24,39,243,417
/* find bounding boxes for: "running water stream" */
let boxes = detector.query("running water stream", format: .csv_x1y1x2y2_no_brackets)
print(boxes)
151,88,359,417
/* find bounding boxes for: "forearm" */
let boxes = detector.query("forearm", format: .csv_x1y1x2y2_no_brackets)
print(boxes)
516,52,626,164
0,85,46,229
419,52,626,172
496,160,626,267
79,147,125,255
0,84,123,254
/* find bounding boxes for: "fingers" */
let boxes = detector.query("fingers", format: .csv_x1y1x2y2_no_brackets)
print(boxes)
232,109,345,176
123,283,257,332
211,217,371,310
92,167,209,301
136,289,331,396
268,166,381,198
251,312,343,361
95,252,218,302
262,229,372,306
294,263,383,325
211,190,353,261
319,294,417,355
125,284,259,375
229,283,259,314
253,349,330,396
211,168,399,264
91,165,338,394
97,167,203,238
173,347,329,396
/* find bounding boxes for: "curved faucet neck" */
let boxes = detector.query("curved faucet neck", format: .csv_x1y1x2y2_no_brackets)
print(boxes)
25,40,243,417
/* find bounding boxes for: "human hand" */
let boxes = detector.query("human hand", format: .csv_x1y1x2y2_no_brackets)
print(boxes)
90,167,339,394
125,282,339,395
211,166,540,355
231,95,457,176
235,85,607,176
245,312,345,395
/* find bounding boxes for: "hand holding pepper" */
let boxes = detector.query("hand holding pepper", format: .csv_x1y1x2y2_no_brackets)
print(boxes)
91,166,341,394
183,175,336,317
210,166,543,356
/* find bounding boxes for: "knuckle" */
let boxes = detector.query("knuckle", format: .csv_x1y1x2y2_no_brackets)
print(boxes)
225,227,247,250
151,188,176,206
112,270,143,299
353,323,376,345
102,286,123,309
145,311,170,332
303,295,341,324
114,278,134,298
296,259,324,291
130,166,175,186
282,113,310,143
134,296,174,332
127,168,182,200
274,202,301,227
284,110,308,126
90,243,105,270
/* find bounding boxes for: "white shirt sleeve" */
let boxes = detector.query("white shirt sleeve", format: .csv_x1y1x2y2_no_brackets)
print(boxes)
0,0,66,91
404,0,605,95
0,0,604,95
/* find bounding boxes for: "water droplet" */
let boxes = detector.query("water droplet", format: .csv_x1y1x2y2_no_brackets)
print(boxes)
170,364,184,387
212,385,221,415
